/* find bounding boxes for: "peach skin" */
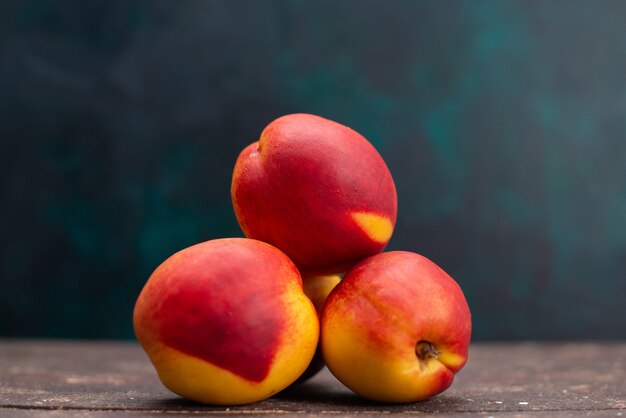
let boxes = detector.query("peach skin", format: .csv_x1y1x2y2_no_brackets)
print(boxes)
321,251,471,403
231,113,397,275
133,238,319,405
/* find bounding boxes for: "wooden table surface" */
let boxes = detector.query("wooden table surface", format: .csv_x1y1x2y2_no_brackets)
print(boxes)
0,340,624,417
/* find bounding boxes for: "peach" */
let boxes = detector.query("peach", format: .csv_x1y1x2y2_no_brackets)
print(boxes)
295,275,341,383
133,238,319,405
321,251,471,402
231,113,397,275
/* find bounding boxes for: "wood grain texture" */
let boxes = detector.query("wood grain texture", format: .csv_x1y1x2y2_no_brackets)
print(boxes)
0,340,624,416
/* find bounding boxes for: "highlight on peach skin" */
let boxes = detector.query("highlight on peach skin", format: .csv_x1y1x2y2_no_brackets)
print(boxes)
321,251,472,403
231,113,398,275
133,238,319,405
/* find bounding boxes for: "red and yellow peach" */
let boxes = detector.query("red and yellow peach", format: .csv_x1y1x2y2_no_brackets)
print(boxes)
133,238,319,405
231,113,397,275
321,251,471,402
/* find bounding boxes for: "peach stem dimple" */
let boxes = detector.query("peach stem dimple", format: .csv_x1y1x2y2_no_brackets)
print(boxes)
415,340,440,361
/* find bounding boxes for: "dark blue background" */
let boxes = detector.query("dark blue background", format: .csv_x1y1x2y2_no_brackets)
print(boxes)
2,0,625,340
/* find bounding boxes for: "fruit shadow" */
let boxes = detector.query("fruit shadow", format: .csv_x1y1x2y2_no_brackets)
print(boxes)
145,391,468,414
144,397,231,412
275,378,363,404
145,383,360,410
145,368,468,413
276,379,470,413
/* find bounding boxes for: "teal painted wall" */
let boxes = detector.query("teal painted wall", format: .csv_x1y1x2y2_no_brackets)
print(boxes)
1,0,625,339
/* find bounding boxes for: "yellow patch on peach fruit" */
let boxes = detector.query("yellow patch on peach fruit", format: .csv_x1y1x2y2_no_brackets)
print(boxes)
432,349,466,372
351,212,393,243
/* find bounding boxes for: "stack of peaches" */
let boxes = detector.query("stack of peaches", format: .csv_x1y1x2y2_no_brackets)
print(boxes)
134,114,471,405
